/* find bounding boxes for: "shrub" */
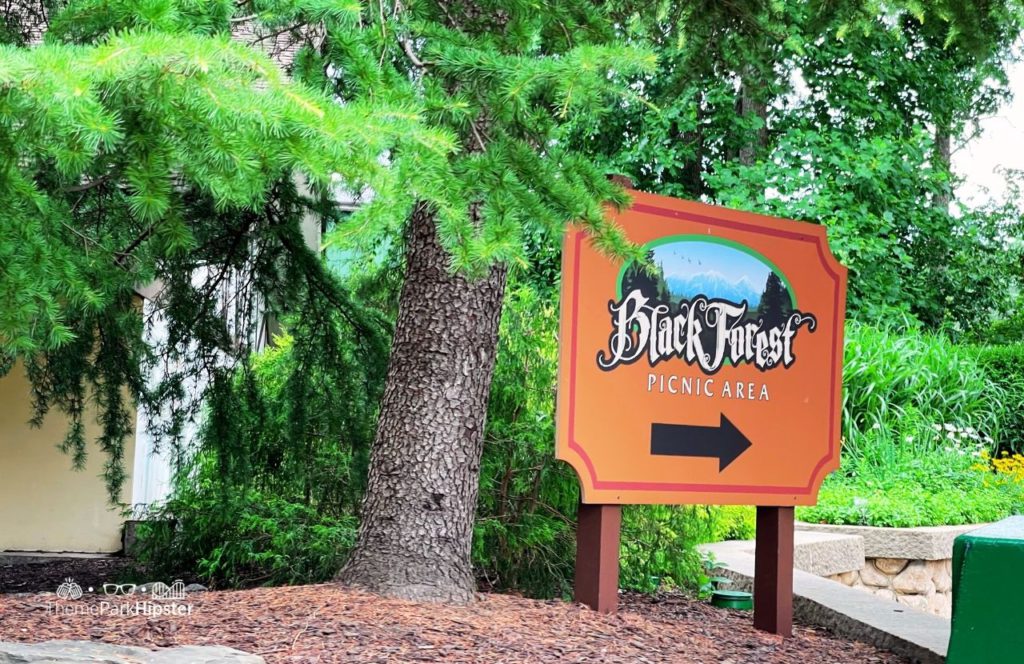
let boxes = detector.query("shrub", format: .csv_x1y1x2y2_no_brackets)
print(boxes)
473,284,579,597
842,322,1004,456
801,481,1021,527
973,344,1024,454
134,288,384,588
135,461,358,587
804,324,1024,528
799,421,1024,527
969,309,1024,346
711,505,756,541
619,505,752,592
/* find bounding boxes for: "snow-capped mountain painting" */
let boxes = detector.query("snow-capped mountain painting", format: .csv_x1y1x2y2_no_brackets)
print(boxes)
651,240,775,308
619,237,796,333
665,272,763,307
618,237,795,321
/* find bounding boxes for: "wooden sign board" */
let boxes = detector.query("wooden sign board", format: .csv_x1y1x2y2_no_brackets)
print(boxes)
556,190,848,507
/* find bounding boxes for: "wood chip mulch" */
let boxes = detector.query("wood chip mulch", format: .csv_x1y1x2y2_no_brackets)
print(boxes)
0,583,910,663
0,557,143,595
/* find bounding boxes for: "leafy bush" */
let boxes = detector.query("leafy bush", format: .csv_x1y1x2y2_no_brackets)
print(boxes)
973,344,1024,454
136,461,358,587
474,284,579,597
803,326,1024,528
711,505,756,542
842,322,1004,456
620,505,750,592
135,287,384,588
968,307,1024,346
803,481,1020,527
800,421,1024,527
198,303,386,516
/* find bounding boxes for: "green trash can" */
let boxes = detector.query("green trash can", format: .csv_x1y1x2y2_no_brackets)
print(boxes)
947,516,1024,663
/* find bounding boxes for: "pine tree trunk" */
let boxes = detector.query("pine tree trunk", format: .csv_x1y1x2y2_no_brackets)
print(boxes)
337,202,508,602
934,127,952,212
738,68,768,168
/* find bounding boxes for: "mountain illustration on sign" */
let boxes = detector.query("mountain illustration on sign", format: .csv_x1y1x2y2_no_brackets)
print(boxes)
620,239,793,329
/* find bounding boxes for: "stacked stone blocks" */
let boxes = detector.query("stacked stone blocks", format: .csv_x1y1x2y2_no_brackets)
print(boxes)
828,557,953,616
799,522,980,619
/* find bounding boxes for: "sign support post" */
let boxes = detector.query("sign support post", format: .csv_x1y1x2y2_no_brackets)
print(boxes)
574,503,621,613
753,506,795,636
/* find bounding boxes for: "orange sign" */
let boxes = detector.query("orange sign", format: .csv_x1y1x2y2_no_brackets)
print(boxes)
556,191,848,506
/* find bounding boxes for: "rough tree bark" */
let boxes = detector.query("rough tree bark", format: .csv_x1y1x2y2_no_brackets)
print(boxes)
337,201,508,602
738,68,769,168
934,127,952,212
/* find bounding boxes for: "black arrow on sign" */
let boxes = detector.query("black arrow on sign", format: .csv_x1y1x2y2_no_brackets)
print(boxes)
650,415,752,472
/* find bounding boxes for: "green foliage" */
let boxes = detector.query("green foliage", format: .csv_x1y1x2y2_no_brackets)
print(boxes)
136,464,358,587
0,28,440,357
5,0,662,506
971,309,1024,346
798,324,1024,528
709,133,1021,330
619,505,754,593
576,2,1024,333
134,256,387,584
803,481,1021,528
47,0,237,41
799,424,1024,527
319,1,657,277
0,2,461,501
806,324,1024,528
620,506,713,593
842,322,1004,456
972,345,1024,454
710,505,756,542
203,322,383,513
473,283,578,597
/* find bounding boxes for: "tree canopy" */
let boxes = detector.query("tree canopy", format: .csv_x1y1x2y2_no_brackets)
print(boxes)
579,0,1024,330
0,2,455,498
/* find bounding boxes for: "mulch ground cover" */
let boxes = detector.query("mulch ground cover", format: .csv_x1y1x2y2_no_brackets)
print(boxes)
0,557,145,595
0,558,910,663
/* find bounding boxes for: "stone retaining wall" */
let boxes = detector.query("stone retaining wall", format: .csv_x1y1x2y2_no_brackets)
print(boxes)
798,522,983,620
827,557,953,617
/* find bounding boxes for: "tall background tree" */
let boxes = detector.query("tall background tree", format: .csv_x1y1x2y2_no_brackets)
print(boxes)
581,0,1024,332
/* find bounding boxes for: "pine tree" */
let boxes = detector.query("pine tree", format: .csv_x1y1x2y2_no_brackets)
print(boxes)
756,272,791,329
0,3,454,499
318,3,654,603
2,0,653,601
622,251,668,306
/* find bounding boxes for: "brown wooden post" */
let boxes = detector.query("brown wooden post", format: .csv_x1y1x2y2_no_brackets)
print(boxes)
574,503,621,613
753,505,795,636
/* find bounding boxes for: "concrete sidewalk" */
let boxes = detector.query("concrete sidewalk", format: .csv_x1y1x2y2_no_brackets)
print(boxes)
702,539,950,663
